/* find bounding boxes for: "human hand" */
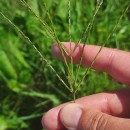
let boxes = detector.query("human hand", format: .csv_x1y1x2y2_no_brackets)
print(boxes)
42,42,130,130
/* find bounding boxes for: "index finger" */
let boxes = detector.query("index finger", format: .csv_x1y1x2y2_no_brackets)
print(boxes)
52,42,130,86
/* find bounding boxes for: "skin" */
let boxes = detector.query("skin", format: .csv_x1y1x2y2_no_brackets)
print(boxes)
42,42,130,130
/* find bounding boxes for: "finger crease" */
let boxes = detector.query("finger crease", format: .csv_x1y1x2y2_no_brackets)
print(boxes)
104,50,116,73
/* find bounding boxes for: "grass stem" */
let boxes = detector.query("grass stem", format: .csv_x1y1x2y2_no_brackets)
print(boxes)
0,12,71,91
77,3,130,90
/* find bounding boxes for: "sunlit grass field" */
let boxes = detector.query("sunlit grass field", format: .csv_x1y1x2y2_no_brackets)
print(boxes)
0,0,130,129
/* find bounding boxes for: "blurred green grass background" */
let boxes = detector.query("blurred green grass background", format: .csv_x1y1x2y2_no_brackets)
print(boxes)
0,0,130,129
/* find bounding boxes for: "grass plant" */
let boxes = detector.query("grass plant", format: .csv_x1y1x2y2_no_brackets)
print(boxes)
0,0,130,129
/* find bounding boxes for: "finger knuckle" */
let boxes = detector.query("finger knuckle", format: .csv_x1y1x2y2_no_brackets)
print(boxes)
79,111,109,130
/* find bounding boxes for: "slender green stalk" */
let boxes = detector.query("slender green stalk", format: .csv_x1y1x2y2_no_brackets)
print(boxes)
0,12,71,91
74,0,103,87
73,91,76,103
42,0,71,76
42,1,58,43
67,0,74,92
42,0,74,92
77,3,130,90
20,0,56,41
68,0,72,45
20,0,74,91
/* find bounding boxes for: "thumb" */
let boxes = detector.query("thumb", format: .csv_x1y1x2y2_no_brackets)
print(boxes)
60,103,130,130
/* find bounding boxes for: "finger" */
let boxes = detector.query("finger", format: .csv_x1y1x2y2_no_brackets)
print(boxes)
42,89,130,130
52,42,130,85
60,103,130,130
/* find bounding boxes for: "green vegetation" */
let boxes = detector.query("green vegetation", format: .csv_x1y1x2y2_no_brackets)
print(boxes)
0,0,130,129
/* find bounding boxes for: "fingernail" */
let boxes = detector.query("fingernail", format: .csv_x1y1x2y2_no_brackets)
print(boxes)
52,44,61,58
60,104,82,130
41,108,64,130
